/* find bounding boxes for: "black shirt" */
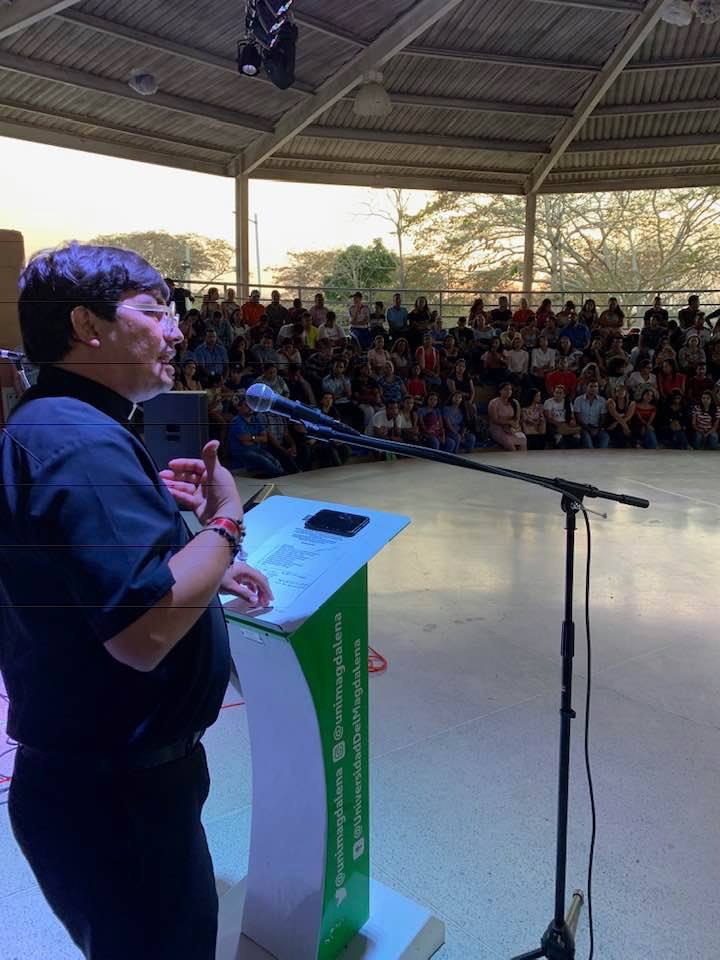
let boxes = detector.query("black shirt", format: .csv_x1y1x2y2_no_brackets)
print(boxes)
0,366,230,752
171,286,194,319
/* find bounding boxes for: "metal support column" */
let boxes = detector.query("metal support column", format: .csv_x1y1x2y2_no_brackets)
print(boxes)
523,193,537,303
234,169,250,300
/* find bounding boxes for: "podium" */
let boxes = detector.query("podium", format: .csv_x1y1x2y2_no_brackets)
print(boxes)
214,495,445,960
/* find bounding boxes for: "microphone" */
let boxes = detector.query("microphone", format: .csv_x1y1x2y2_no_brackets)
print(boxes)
0,349,25,362
245,383,361,435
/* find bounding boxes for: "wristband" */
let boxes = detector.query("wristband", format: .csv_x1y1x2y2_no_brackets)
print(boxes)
193,526,238,566
207,517,245,542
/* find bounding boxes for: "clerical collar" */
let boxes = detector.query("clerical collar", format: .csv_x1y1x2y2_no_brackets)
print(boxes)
29,365,136,424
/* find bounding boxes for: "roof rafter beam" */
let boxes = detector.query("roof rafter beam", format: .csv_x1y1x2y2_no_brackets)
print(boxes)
0,0,81,40
594,97,720,117
350,92,572,117
559,157,720,175
528,0,642,11
568,133,720,152
239,0,471,176
401,45,597,72
0,95,233,157
0,50,273,131
254,167,524,195
55,9,314,95
269,152,529,180
540,173,720,194
526,0,667,194
0,117,227,175
300,125,548,154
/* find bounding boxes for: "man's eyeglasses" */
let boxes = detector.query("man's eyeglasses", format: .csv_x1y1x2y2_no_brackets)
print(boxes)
107,300,179,330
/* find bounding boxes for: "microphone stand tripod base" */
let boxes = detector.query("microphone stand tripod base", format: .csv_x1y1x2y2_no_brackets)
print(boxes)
511,890,584,960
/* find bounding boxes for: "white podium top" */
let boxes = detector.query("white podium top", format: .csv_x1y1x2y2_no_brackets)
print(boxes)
216,495,410,635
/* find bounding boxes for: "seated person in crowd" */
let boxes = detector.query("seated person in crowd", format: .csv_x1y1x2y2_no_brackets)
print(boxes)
633,389,658,449
543,384,582,448
418,392,453,451
489,295,513,331
626,359,658,401
691,391,720,450
488,382,527,452
561,311,591,351
399,395,422,444
531,335,556,385
317,310,347,344
415,333,441,384
406,363,428,404
442,391,476,453
481,337,508,384
390,337,412,379
520,389,547,450
352,364,383,433
276,337,304,371
228,392,290,477
657,390,690,449
449,316,475,348
686,361,715,407
639,313,664,357
300,311,320,351
322,358,363,431
377,362,407,405
556,300,577,326
545,356,577,399
249,333,282,371
304,338,335,393
193,328,229,382
658,358,686,398
367,334,392,379
254,362,289,398
598,298,625,336
535,298,556,330
288,297,304,323
372,400,404,440
174,358,203,392
606,384,636,448
285,363,316,406
512,298,534,327
678,294,709,330
309,393,352,468
430,315,447,345
439,335,461,377
573,380,609,449
684,314,712,348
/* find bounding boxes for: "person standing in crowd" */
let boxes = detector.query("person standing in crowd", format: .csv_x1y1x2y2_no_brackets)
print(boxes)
386,293,409,338
265,289,290,332
1,242,271,960
644,295,669,328
308,292,328,327
165,278,194,319
348,291,371,348
241,289,265,328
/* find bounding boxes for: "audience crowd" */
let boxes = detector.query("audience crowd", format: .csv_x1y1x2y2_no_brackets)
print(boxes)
167,282,720,476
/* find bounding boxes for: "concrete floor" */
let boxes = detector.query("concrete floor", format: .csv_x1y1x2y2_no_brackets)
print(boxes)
1,451,719,959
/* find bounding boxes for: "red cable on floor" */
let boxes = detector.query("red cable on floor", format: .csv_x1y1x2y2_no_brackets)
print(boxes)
220,700,245,710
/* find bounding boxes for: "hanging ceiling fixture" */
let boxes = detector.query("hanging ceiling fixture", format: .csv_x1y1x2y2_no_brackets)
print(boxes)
660,0,694,23
353,72,393,118
691,0,720,22
128,70,159,95
237,0,298,89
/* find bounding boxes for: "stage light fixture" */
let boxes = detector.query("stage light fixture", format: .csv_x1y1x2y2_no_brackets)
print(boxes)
263,20,298,90
237,41,262,76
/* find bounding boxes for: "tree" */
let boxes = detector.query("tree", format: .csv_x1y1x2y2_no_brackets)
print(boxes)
409,188,720,301
322,239,397,301
270,248,341,292
86,230,234,284
358,188,413,288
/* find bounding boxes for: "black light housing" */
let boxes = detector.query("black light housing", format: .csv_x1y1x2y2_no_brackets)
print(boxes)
237,41,262,77
263,20,298,90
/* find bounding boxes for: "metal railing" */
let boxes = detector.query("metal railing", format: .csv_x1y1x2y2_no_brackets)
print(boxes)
180,280,720,326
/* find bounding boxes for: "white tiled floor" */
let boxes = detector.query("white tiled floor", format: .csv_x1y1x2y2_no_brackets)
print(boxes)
2,451,719,959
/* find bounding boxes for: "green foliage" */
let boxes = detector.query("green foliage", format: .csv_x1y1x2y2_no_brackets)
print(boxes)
322,239,398,301
409,187,720,299
86,230,234,282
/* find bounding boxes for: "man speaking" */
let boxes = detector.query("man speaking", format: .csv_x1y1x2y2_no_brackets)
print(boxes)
0,242,271,959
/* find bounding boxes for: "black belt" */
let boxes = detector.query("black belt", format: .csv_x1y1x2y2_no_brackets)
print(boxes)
19,729,205,774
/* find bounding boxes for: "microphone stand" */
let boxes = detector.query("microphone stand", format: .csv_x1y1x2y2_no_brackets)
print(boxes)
296,418,649,959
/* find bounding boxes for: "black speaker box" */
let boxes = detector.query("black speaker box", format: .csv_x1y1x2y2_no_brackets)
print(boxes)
142,391,208,464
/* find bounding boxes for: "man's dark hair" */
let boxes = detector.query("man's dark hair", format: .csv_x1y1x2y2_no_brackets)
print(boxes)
326,310,336,322
18,242,167,364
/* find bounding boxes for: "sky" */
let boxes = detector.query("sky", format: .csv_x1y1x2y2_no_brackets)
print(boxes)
0,136,431,284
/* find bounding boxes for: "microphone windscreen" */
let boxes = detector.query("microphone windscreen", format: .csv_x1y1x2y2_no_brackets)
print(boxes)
246,382,275,412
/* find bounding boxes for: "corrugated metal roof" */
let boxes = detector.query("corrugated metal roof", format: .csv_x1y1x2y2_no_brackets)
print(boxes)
0,0,718,194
